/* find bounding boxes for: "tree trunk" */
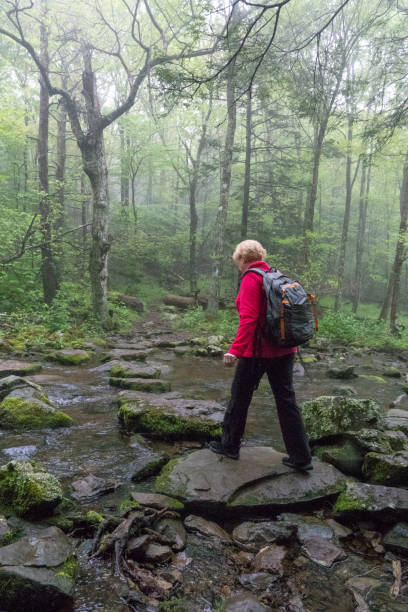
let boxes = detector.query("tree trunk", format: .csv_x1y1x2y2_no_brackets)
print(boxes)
208,59,237,313
352,154,371,313
119,124,129,210
38,0,58,305
241,86,252,239
389,152,408,333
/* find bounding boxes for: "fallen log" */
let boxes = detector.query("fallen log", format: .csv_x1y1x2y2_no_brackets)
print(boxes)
118,295,144,313
163,294,208,309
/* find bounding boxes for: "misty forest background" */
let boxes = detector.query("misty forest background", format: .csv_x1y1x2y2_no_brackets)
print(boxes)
2,0,408,352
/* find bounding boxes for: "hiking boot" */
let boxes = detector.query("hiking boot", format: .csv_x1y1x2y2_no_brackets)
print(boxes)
282,456,313,472
208,440,240,460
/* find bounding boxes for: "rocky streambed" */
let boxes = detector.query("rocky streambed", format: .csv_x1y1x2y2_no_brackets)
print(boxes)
0,308,407,610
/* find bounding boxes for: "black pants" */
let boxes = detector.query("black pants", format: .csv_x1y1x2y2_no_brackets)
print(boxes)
222,353,311,463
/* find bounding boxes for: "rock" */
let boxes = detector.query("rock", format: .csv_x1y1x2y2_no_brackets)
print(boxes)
155,518,187,551
224,592,266,611
118,295,144,312
2,445,37,460
383,366,402,378
385,408,408,434
325,519,352,539
313,439,364,477
70,474,120,500
0,527,76,611
382,522,408,554
277,514,334,543
173,345,190,355
155,447,348,513
253,545,286,574
207,335,225,346
0,375,42,400
117,392,223,440
331,385,357,396
130,491,184,511
333,480,408,521
143,543,172,563
103,349,148,361
301,537,347,567
207,345,223,356
0,360,41,378
302,396,382,440
110,377,171,392
327,366,357,379
110,361,161,379
238,572,278,591
232,521,294,546
0,461,62,518
362,450,408,486
172,551,192,570
184,515,230,541
54,349,92,365
0,387,73,430
129,442,169,482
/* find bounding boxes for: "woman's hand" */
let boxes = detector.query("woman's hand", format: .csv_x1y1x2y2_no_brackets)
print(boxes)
223,353,237,367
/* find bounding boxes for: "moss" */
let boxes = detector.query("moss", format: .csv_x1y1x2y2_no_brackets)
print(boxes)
119,499,141,513
333,481,374,514
0,397,73,429
45,516,74,531
55,556,78,579
118,403,222,440
159,599,191,612
359,374,386,383
362,452,408,486
383,366,401,378
110,377,171,392
0,529,18,547
55,350,92,365
86,510,104,523
154,458,183,494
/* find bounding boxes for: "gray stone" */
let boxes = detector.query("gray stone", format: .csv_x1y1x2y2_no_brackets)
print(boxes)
327,366,357,379
155,447,348,513
232,521,294,546
325,519,352,539
333,480,408,521
385,408,408,434
155,518,187,551
362,450,408,486
130,491,184,511
0,375,42,400
382,522,408,555
109,361,161,379
104,349,148,361
0,386,73,430
0,360,41,378
54,349,92,365
127,534,151,559
238,572,278,591
224,592,266,611
383,366,402,378
110,377,171,392
0,526,73,567
277,514,334,543
71,474,120,500
2,445,37,460
143,543,172,563
0,565,74,611
129,438,169,482
301,537,347,567
184,515,230,541
253,545,286,574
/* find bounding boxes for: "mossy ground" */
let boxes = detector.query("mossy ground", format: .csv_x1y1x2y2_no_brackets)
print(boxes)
0,397,73,429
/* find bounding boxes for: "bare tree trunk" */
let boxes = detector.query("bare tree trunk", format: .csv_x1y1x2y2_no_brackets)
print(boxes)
241,86,252,239
389,152,408,333
119,124,129,210
352,154,371,313
38,0,58,304
208,59,237,313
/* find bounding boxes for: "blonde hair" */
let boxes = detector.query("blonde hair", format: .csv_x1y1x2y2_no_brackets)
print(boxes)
232,240,267,263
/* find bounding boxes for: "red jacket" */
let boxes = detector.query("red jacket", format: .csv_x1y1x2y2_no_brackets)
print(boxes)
228,260,297,359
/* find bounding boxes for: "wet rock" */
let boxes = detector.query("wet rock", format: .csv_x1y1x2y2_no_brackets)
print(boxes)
171,550,192,570
184,515,230,541
103,348,148,361
144,542,172,563
0,526,76,611
111,377,171,392
231,551,255,567
313,439,364,477
232,521,294,546
362,450,408,486
0,360,41,377
127,534,151,559
333,480,408,521
366,583,407,611
70,474,120,500
238,572,278,591
224,592,266,611
302,396,382,440
331,385,357,396
110,361,161,379
117,392,223,440
277,514,334,543
0,461,62,518
130,491,184,511
0,386,73,430
382,522,408,555
301,537,347,567
129,440,169,482
155,518,187,551
383,366,402,378
327,366,357,379
325,519,352,539
2,445,37,460
155,447,348,513
253,545,286,574
173,345,190,355
54,349,92,365
385,408,408,434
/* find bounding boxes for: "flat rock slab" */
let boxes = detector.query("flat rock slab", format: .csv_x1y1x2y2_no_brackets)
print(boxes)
103,349,149,361
130,491,184,511
110,377,171,392
385,409,408,434
110,361,161,379
382,522,408,555
301,537,347,567
154,447,348,512
0,360,41,377
184,515,231,541
128,437,169,482
333,481,408,521
0,526,73,567
71,474,120,500
232,521,294,546
0,565,74,611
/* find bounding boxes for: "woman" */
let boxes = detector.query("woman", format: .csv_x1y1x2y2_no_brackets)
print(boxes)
209,240,313,471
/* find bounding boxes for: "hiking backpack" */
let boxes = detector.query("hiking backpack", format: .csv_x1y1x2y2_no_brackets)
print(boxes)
242,267,318,348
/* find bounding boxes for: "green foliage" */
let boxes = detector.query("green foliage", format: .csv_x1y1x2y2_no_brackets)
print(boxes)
174,307,238,342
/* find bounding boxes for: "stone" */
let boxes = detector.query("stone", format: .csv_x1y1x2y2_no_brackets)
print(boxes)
130,491,184,511
383,366,402,378
155,518,187,551
385,409,408,434
54,349,92,365
301,537,347,567
0,461,63,518
0,360,41,378
184,515,230,541
2,445,37,460
118,295,144,312
129,439,169,482
232,521,294,546
0,386,73,430
327,366,357,379
382,522,408,554
110,361,161,379
124,535,152,561
313,440,364,477
111,377,171,392
362,450,408,486
224,592,266,611
155,447,348,513
171,551,192,570
325,519,352,539
331,385,357,396
118,392,223,440
238,572,278,591
277,514,334,543
144,543,172,563
333,480,408,521
0,375,40,400
302,396,382,440
253,545,286,574
103,349,148,361
0,526,73,567
70,474,120,500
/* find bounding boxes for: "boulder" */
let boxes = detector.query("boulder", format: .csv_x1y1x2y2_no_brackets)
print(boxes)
0,387,73,430
118,295,144,313
362,451,408,486
130,491,184,511
184,515,230,541
302,396,382,440
331,385,357,397
54,349,92,365
154,447,348,513
382,522,408,555
224,593,266,612
117,392,223,440
333,480,408,521
383,366,402,378
155,518,187,551
103,349,148,362
385,408,408,434
0,526,76,611
110,377,171,392
0,461,63,518
0,360,41,378
326,366,357,379
128,436,169,482
313,439,364,477
70,474,120,500
0,375,42,400
232,521,294,547
143,543,172,563
110,361,161,379
276,513,335,543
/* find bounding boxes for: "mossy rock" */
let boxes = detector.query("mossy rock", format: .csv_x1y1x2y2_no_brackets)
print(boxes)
383,366,402,378
110,377,171,392
401,382,408,394
54,349,92,365
0,461,63,518
327,366,357,380
0,360,41,377
333,480,408,521
359,374,386,384
313,440,364,477
362,451,408,486
302,396,382,440
0,392,73,430
110,363,161,379
331,385,357,397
